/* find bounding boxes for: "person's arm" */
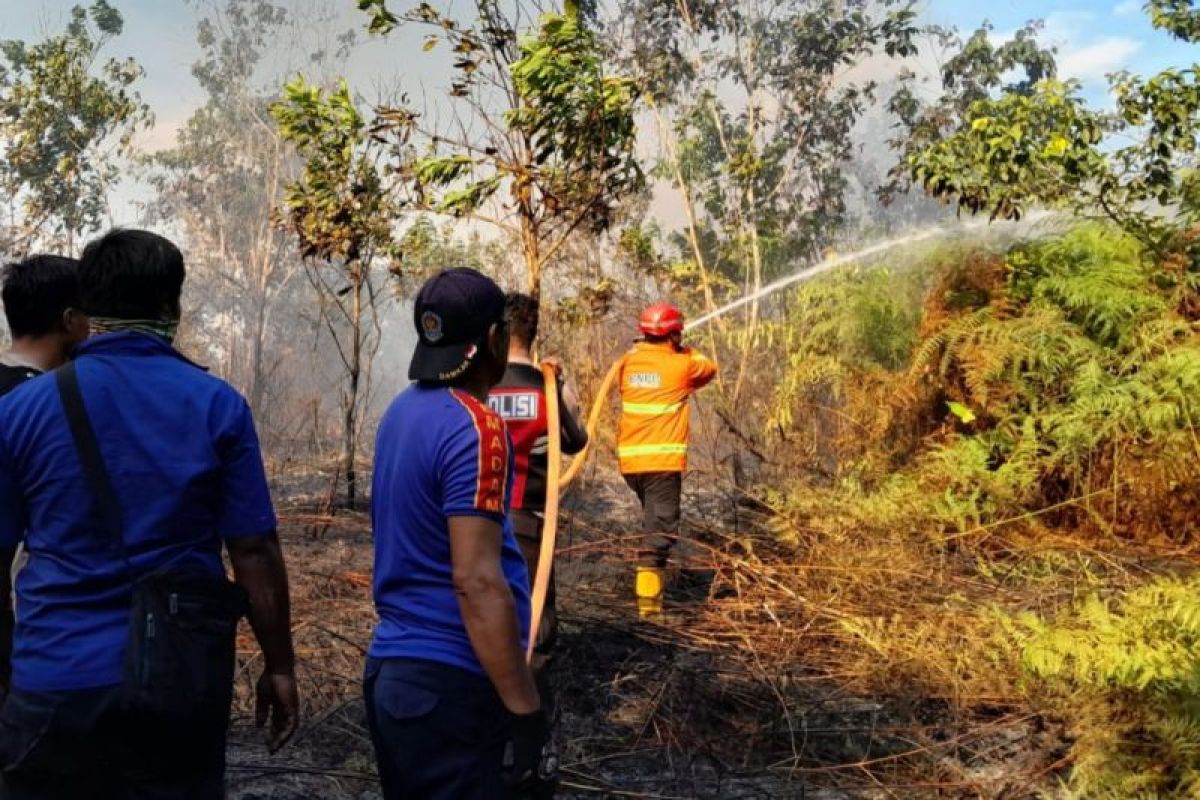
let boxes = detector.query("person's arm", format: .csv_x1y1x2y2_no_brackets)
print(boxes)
0,546,15,693
546,360,589,455
216,394,298,752
227,533,298,752
449,516,540,714
560,394,589,454
687,349,719,391
441,397,539,712
0,440,22,693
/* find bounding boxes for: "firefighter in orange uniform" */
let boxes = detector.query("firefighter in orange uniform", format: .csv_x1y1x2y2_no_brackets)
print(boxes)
617,302,718,616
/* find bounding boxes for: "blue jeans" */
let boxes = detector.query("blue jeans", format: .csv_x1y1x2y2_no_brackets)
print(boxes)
364,657,514,800
0,684,226,799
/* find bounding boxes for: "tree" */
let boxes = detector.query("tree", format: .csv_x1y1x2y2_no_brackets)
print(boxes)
1149,0,1200,42
620,0,919,402
903,4,1200,255
358,0,644,302
0,0,151,253
272,78,398,508
148,0,301,421
391,216,500,295
881,20,1057,204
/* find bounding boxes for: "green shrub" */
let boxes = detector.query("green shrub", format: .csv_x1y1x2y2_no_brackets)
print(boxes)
1012,576,1200,798
892,224,1200,534
763,222,1200,792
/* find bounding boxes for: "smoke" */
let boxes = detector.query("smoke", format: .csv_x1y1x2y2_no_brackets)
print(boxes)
368,298,417,419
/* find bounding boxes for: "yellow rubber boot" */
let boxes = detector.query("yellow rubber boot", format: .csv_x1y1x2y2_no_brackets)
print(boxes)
635,566,664,618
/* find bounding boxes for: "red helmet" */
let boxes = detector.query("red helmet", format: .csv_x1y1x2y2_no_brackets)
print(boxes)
639,302,684,336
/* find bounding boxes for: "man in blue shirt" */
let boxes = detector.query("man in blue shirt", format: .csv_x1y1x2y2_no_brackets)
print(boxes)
0,230,298,798
367,268,553,798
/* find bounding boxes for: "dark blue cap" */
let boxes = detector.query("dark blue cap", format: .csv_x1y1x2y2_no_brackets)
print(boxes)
409,267,506,382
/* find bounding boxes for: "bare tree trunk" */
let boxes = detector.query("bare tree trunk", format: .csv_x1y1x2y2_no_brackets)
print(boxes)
648,99,718,318
248,144,286,419
524,221,542,300
727,33,765,409
248,297,268,416
702,98,761,408
730,180,765,407
517,149,542,300
647,96,726,395
344,265,364,509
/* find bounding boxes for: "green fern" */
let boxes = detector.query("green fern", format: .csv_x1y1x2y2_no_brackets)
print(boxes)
1014,576,1200,797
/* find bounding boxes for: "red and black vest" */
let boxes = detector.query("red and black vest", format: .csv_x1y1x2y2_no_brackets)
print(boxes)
489,364,549,511
488,363,589,512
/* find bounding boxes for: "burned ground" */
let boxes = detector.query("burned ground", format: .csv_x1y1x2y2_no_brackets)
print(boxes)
222,473,1065,799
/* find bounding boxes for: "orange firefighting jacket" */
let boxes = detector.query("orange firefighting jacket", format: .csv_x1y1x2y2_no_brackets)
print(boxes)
616,341,718,474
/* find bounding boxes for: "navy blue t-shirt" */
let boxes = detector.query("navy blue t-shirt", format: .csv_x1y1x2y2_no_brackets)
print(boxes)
0,332,277,692
369,384,531,673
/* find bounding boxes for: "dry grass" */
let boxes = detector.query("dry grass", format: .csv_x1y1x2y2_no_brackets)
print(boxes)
216,454,1099,799
227,508,377,800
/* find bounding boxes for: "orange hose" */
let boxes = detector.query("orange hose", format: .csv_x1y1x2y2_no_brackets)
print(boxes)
558,356,623,491
527,361,562,662
526,356,623,661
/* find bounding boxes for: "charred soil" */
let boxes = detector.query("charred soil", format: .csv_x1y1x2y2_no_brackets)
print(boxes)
222,470,1065,799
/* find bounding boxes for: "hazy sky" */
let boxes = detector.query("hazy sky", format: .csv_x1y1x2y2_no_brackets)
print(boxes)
1,0,1195,230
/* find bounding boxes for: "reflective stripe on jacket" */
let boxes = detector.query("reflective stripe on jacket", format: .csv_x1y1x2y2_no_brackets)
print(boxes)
616,341,718,474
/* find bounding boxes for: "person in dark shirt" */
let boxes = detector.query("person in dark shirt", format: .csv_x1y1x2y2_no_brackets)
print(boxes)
488,292,588,676
0,255,87,397
0,256,86,609
367,269,554,799
0,230,298,798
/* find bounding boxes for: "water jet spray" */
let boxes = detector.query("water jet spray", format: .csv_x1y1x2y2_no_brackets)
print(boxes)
685,214,1053,333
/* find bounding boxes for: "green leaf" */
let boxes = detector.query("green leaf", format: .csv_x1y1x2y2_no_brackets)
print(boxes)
947,401,977,424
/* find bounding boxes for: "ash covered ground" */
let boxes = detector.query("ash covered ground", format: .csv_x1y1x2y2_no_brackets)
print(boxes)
224,475,1061,800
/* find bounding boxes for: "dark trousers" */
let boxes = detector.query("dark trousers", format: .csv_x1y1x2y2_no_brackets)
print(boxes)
623,471,683,568
511,509,556,671
0,685,226,799
364,657,514,800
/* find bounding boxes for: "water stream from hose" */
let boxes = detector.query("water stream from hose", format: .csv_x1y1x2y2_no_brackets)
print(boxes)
685,214,1052,332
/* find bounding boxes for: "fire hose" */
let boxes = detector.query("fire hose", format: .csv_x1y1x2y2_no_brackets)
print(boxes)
526,357,623,660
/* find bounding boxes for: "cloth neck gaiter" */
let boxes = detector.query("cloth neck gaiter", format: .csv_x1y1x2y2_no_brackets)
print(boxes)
88,317,179,344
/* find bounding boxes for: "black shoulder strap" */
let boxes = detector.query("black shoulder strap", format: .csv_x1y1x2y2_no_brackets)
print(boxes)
56,362,125,543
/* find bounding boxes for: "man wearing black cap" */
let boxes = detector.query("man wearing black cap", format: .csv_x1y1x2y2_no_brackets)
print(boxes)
365,268,555,799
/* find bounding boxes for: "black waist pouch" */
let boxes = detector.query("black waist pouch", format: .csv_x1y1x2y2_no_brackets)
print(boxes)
122,571,248,725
